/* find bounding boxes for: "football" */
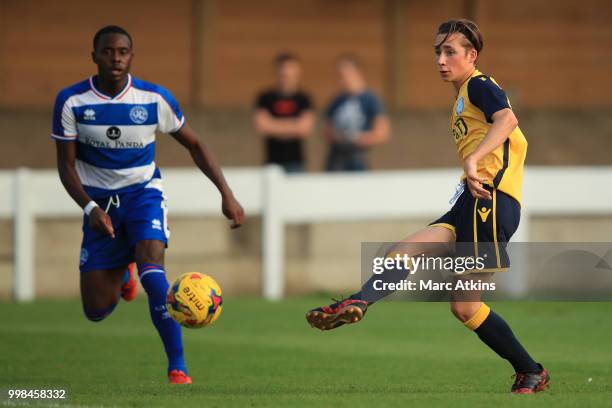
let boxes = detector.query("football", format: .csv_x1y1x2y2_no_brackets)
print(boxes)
166,272,223,328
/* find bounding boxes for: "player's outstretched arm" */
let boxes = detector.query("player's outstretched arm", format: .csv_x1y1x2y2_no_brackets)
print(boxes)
170,124,245,229
55,142,115,237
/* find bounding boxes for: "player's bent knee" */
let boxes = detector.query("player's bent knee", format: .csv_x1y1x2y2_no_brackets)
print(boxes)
450,302,481,323
134,240,165,266
83,303,117,322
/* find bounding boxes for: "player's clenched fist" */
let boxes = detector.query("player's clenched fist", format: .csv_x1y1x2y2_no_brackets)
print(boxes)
88,207,115,238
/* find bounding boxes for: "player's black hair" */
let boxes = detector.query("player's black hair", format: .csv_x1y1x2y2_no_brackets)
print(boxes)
274,52,300,66
93,25,133,50
436,19,483,54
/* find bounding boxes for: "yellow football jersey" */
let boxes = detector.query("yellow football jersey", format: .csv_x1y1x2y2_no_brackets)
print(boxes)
451,69,527,204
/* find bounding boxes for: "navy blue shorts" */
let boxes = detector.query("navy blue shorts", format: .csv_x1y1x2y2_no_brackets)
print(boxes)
430,185,520,272
79,187,169,273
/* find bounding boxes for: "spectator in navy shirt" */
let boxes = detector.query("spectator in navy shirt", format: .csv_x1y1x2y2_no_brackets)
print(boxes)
324,55,390,171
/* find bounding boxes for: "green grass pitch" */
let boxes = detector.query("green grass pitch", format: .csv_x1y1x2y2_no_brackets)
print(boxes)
1,298,611,407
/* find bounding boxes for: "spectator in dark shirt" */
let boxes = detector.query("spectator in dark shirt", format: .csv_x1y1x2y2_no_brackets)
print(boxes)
253,53,315,173
324,55,390,171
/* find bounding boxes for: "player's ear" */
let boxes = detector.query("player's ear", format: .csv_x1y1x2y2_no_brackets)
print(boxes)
468,49,477,64
91,51,96,64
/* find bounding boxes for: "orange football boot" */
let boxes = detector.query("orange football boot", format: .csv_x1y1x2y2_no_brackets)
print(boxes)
120,263,138,301
168,369,192,384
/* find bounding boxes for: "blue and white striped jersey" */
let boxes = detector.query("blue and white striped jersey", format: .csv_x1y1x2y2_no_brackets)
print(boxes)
51,74,184,198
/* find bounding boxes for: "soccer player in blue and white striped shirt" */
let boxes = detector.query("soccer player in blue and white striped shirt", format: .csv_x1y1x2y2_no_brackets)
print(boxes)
52,25,245,384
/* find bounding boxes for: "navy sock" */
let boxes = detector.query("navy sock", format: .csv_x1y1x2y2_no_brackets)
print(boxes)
467,304,540,373
350,265,410,305
138,263,187,374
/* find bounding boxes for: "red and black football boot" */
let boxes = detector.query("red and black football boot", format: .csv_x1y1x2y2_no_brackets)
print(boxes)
306,298,369,331
511,365,550,394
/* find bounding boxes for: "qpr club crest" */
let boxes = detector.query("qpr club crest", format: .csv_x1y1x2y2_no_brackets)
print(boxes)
129,105,148,124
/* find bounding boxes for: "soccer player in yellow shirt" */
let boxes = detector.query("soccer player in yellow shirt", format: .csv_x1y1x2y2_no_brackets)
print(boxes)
306,19,549,394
